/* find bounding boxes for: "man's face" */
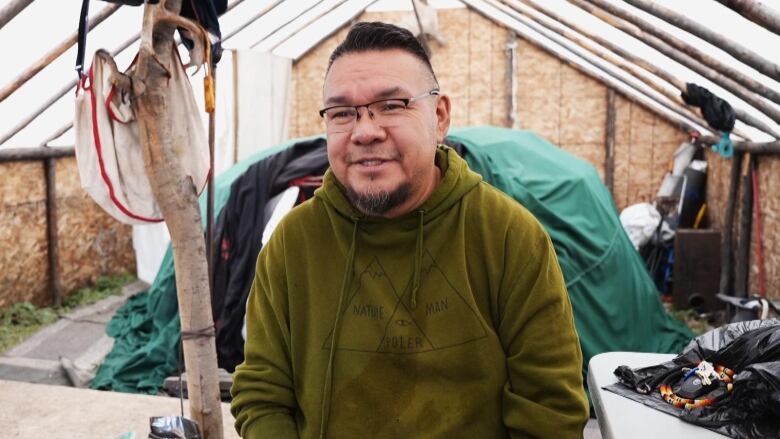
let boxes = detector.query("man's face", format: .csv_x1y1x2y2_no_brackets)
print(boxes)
322,49,451,218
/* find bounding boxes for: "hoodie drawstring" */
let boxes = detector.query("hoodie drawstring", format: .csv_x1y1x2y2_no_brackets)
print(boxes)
411,209,425,310
319,217,359,439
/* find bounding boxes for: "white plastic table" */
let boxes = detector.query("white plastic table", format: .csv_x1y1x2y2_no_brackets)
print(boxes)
588,352,729,439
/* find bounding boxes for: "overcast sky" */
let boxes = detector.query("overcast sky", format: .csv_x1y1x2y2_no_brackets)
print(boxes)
2,0,780,147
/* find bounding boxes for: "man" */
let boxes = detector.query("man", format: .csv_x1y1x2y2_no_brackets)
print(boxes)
231,22,588,438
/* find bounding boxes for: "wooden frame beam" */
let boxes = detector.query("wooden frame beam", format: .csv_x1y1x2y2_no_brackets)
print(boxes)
569,0,780,125
0,4,121,103
0,0,34,29
506,0,778,138
622,0,780,82
714,0,780,36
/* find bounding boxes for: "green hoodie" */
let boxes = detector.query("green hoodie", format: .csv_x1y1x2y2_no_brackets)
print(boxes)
231,146,588,438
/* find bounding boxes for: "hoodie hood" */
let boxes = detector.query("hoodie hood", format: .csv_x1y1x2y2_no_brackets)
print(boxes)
315,145,482,225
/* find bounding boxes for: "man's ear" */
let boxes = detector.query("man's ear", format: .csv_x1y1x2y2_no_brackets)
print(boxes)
435,94,451,143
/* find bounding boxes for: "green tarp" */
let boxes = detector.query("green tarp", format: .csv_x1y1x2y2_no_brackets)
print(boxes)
93,126,691,393
450,127,692,376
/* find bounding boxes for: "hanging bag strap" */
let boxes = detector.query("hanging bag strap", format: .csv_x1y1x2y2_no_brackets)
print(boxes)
76,0,91,78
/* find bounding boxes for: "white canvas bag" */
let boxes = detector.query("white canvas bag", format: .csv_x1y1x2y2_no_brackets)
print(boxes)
74,46,210,225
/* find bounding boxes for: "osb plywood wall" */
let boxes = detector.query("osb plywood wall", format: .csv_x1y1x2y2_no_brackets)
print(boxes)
288,6,777,299
0,157,135,308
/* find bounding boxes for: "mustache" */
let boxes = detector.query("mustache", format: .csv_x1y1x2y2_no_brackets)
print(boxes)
345,151,401,163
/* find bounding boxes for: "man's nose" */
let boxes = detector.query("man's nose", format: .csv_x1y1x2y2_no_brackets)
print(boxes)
350,107,386,145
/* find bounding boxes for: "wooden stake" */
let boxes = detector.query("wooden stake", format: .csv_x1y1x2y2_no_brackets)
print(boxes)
0,4,121,103
623,0,780,82
44,157,63,307
506,32,517,128
568,0,780,125
506,0,779,138
719,152,742,295
0,0,34,29
714,0,780,36
605,88,616,194
132,1,222,437
734,153,753,297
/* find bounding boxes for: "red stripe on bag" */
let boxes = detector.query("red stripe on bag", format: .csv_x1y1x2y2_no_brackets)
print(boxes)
88,66,163,223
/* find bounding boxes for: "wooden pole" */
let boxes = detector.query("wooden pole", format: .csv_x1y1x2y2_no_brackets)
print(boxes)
207,68,216,299
714,0,780,36
0,0,34,29
512,0,779,139
506,32,517,128
264,0,351,52
586,0,780,106
503,0,718,133
222,0,284,41
249,0,328,48
411,0,432,56
292,0,380,62
29,0,253,148
734,153,753,297
605,88,616,194
568,0,780,125
0,146,73,162
484,0,713,135
0,4,121,103
697,135,780,154
0,32,139,146
132,1,222,437
719,152,742,295
461,0,711,136
505,0,777,138
623,0,780,82
44,157,63,307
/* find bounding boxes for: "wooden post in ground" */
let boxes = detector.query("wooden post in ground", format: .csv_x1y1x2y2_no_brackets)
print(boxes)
131,1,223,437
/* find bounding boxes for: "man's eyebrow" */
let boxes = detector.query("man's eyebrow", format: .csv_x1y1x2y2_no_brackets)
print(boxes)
374,86,404,99
323,86,406,106
324,95,348,106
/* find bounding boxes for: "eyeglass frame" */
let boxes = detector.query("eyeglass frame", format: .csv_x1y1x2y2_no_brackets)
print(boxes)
318,89,441,126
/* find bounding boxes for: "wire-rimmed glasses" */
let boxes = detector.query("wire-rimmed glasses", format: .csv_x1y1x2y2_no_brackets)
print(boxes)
318,89,440,133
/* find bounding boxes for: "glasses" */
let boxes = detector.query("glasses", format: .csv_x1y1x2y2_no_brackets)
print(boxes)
319,89,440,133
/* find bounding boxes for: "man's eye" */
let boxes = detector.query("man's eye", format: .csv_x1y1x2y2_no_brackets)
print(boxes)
379,101,405,112
329,109,356,120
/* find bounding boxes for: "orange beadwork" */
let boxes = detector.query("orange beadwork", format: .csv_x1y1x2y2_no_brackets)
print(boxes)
658,363,735,410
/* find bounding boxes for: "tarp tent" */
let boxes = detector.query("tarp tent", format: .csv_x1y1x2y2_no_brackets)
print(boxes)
92,125,692,393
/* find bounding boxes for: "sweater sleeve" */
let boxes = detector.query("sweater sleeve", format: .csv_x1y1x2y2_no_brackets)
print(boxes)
498,221,589,438
230,234,299,439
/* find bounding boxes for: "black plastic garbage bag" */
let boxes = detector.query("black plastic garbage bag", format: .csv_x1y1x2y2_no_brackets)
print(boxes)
605,319,780,438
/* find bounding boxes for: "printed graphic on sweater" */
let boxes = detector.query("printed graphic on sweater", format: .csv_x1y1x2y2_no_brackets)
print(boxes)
322,251,487,354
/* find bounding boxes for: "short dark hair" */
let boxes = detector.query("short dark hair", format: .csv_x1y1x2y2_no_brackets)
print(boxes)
327,21,438,86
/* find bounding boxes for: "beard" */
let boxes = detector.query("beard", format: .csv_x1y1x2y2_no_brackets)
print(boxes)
345,181,412,217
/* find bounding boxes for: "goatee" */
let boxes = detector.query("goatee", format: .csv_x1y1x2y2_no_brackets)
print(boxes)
345,183,412,216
